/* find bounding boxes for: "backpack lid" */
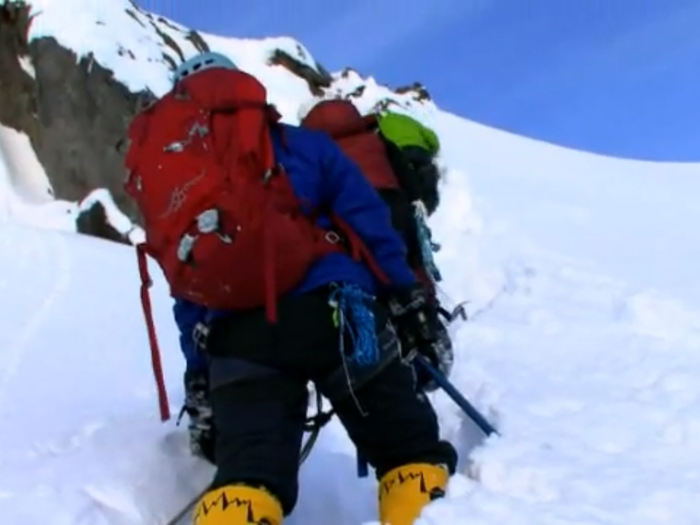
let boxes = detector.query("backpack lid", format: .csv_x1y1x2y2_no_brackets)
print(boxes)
300,99,377,139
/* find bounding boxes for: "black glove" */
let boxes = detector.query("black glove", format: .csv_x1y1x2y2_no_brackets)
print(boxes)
414,318,454,392
387,283,439,356
179,369,215,464
388,284,455,391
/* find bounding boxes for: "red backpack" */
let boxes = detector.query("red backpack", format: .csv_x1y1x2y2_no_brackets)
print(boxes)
300,99,399,190
123,68,353,323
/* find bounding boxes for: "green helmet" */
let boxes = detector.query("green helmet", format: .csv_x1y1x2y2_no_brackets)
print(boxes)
375,110,440,155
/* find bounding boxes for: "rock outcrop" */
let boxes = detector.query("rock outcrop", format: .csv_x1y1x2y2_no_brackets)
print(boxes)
0,2,41,153
0,1,432,247
268,48,332,96
29,37,142,217
76,201,130,245
394,82,431,102
336,67,431,105
0,1,142,240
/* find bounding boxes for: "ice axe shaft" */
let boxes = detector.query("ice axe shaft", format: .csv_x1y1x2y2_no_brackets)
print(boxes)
438,302,468,324
356,355,498,478
414,354,498,437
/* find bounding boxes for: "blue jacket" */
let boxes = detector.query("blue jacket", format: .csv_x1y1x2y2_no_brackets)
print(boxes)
174,123,417,372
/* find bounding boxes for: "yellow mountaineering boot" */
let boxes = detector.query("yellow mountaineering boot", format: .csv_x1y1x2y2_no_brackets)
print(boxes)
192,485,283,525
378,463,448,525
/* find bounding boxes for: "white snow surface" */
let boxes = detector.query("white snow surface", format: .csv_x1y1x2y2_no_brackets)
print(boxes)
0,123,142,239
0,124,97,233
2,1,700,523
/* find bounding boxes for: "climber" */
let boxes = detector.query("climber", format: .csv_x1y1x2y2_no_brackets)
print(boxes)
375,107,443,216
122,51,457,525
298,98,453,390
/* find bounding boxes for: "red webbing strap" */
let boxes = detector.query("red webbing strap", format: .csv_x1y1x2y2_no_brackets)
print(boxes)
136,244,171,421
329,212,390,285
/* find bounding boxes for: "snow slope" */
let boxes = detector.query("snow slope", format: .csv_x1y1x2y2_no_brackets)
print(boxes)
0,123,142,239
2,1,700,524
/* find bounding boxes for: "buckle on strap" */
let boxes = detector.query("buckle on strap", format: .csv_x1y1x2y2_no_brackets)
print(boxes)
325,230,341,244
193,322,210,351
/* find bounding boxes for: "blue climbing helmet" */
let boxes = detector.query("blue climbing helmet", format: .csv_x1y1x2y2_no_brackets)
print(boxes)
172,51,238,84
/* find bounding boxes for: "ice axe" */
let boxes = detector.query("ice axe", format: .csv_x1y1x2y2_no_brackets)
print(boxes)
413,354,498,436
438,301,468,324
355,354,499,478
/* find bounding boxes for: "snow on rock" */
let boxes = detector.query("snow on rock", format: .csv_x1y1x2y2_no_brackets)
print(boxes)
76,189,144,245
266,37,333,95
17,53,35,78
28,0,194,95
26,0,433,126
295,66,439,129
0,122,74,230
0,122,140,242
321,67,437,117
0,123,53,203
26,0,333,101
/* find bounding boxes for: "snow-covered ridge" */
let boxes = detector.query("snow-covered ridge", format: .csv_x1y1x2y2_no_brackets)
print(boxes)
25,0,435,123
1,0,440,239
25,0,324,96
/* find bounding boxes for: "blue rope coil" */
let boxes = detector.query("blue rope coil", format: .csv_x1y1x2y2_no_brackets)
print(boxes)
329,284,378,366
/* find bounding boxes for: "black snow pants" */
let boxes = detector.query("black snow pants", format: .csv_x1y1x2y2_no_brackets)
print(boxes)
203,286,457,515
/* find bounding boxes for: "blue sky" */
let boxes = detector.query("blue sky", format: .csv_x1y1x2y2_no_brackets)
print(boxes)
140,0,700,161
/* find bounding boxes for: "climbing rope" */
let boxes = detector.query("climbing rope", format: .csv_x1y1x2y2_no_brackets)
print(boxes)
328,283,378,366
413,200,442,283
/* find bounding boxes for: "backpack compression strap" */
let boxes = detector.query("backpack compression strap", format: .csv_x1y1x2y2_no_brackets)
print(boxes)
136,243,171,422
